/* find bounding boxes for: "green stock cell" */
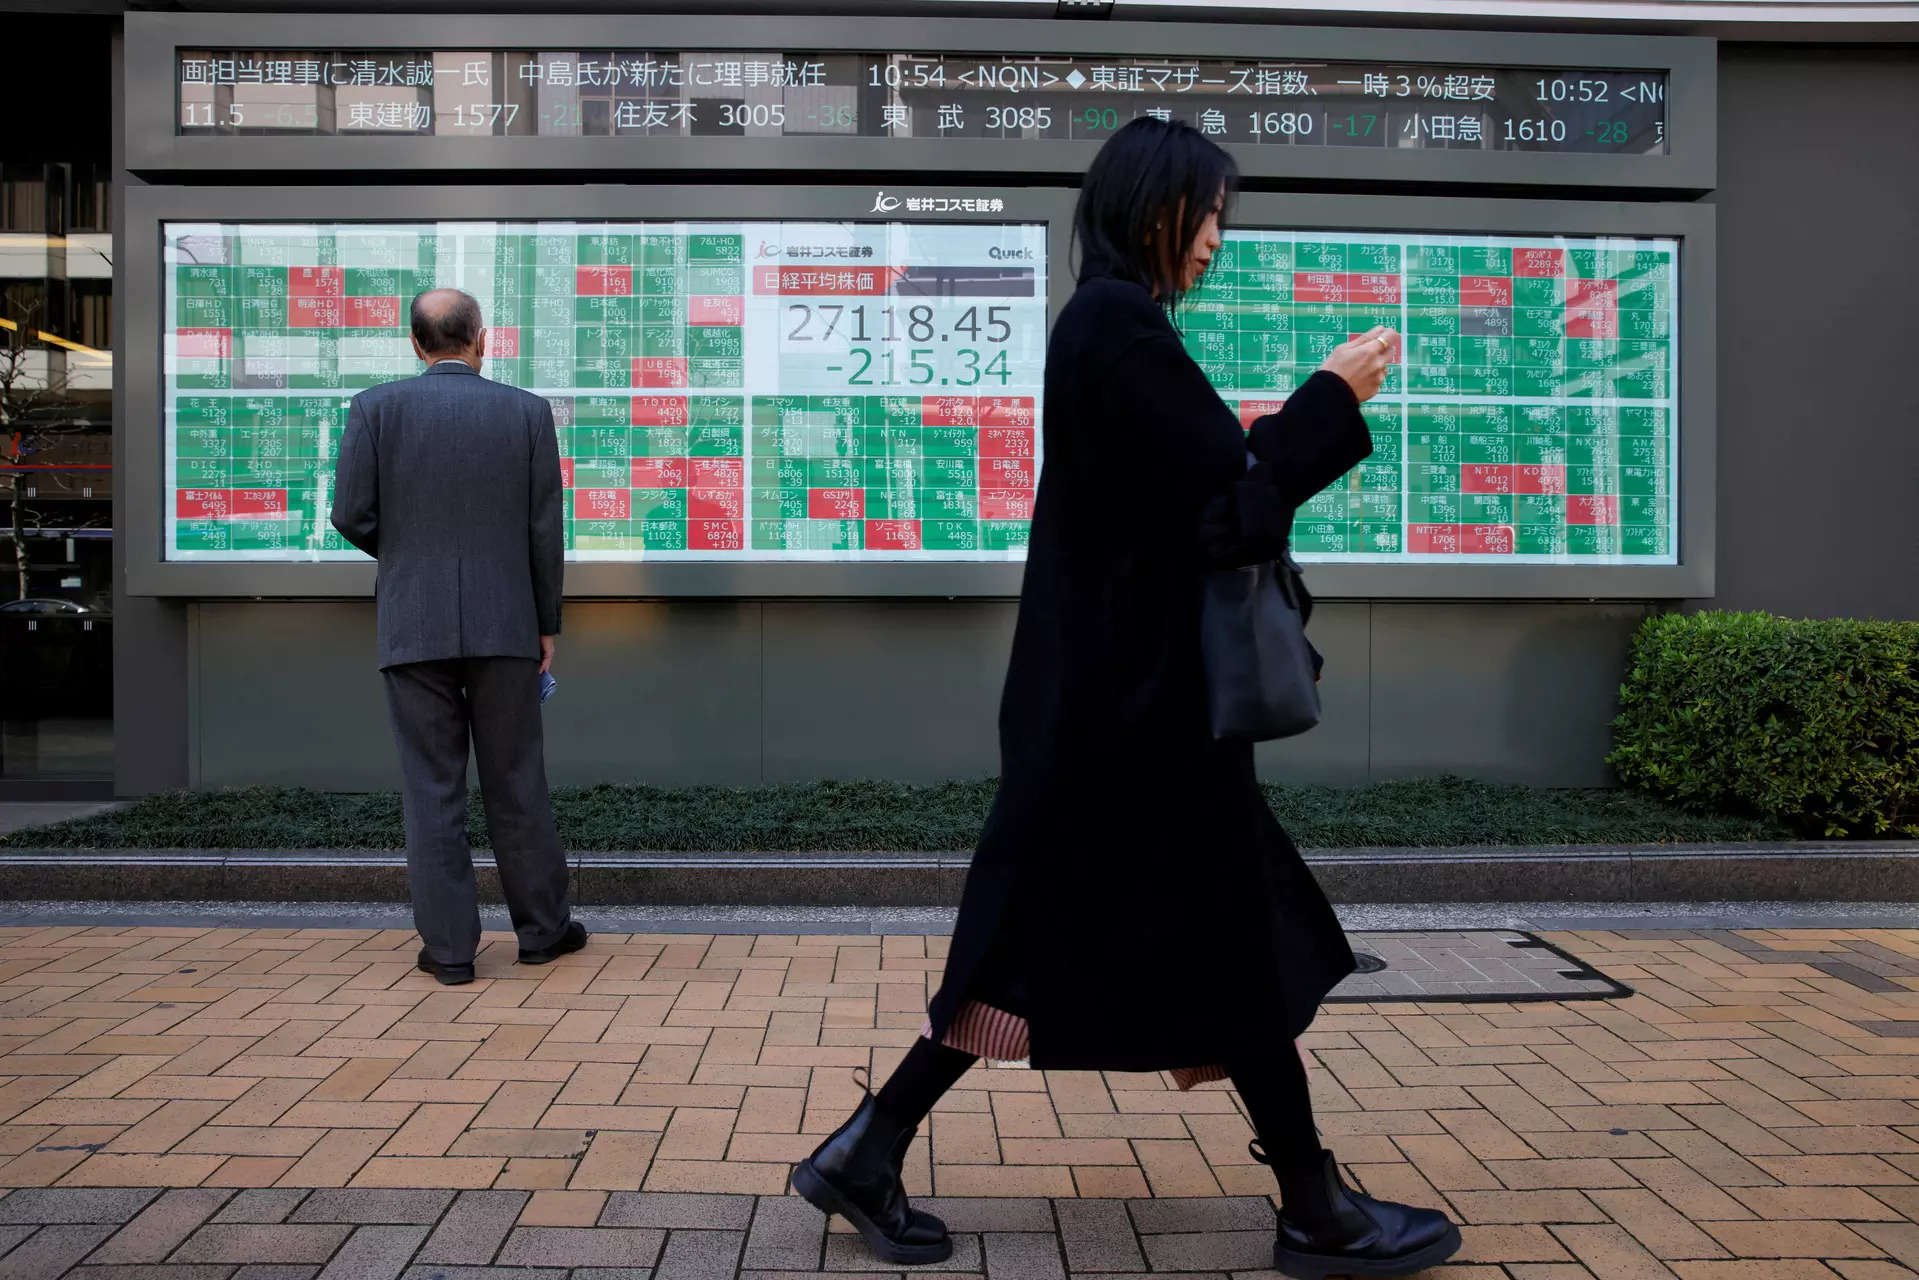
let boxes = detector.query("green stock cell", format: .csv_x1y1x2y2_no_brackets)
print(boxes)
641,234,686,267
343,268,409,298
1291,523,1350,555
1348,307,1397,335
1615,276,1673,311
1236,332,1296,366
1293,333,1341,365
176,368,230,393
1517,493,1563,525
174,265,233,298
751,424,807,459
1237,301,1294,334
1298,492,1343,523
751,519,860,551
982,520,1030,552
1619,493,1665,526
1623,439,1669,471
690,425,744,457
1353,522,1402,555
808,458,864,488
1456,245,1511,275
1238,363,1295,392
230,521,302,552
1238,269,1293,305
804,424,862,457
687,234,743,263
1180,298,1234,332
571,361,631,391
175,396,232,428
1515,526,1569,556
862,489,920,520
1459,337,1514,368
640,267,682,299
688,396,744,426
924,456,976,487
570,458,627,487
1517,404,1569,435
488,297,533,329
1355,490,1401,523
1561,369,1607,399
571,522,627,551
1463,435,1514,465
1568,465,1619,495
925,429,978,459
1515,307,1566,339
636,520,688,551
285,486,321,516
751,488,809,520
689,358,742,388
1294,242,1346,272
321,528,353,554
1612,366,1669,399
631,426,690,457
1291,304,1348,336
924,520,983,552
173,523,232,553
805,395,865,427
864,457,924,489
1568,525,1624,557
571,395,629,426
290,362,344,391
238,265,287,298
1456,404,1514,433
1621,526,1670,558
864,396,922,428
1620,466,1669,498
175,457,229,486
1514,368,1567,398
484,360,526,388
1404,243,1460,274
1566,438,1620,469
1512,276,1565,308
863,425,926,456
1407,336,1459,367
1196,359,1237,385
230,396,288,428
576,233,637,267
1515,337,1566,368
1185,331,1234,366
1409,492,1462,524
574,426,632,458
575,296,638,326
519,265,574,298
1567,339,1619,369
1613,248,1673,279
1406,405,1465,435
238,296,288,329
1618,407,1665,437
1566,407,1617,437
1408,460,1461,492
1567,248,1609,278
1236,238,1296,272
1361,430,1402,463
231,457,292,486
1619,339,1668,369
575,327,633,360
1463,493,1514,524
285,426,323,457
178,296,234,327
1406,306,1461,337
1197,275,1240,305
686,264,743,295
524,235,569,267
640,325,686,357
1405,274,1460,307
1348,242,1400,272
918,488,978,519
631,488,688,521
1407,366,1465,395
284,397,345,428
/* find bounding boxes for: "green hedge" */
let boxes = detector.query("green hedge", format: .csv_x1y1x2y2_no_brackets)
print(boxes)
2,776,1780,851
1609,611,1919,838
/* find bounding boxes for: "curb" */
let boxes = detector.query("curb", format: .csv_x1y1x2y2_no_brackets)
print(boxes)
1,842,1915,904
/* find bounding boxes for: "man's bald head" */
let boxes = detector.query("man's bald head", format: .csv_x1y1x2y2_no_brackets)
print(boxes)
410,288,484,360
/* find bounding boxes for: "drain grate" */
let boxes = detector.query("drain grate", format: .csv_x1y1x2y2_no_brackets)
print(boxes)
1327,930,1630,1003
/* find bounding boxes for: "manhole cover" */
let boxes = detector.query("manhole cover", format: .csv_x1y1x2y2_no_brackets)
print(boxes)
1352,952,1388,974
1329,931,1632,1003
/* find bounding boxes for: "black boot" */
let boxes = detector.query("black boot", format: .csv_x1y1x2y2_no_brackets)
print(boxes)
1255,1142,1461,1279
791,1094,952,1265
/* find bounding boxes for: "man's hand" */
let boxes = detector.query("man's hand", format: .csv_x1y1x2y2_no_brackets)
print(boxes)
1318,325,1401,403
539,636,556,675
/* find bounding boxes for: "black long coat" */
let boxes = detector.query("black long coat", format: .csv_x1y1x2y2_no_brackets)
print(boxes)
926,265,1374,1074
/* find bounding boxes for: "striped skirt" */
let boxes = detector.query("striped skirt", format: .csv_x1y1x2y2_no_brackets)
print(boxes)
922,999,1232,1091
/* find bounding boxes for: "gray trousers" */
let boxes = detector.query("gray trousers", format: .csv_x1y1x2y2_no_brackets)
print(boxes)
382,656,571,964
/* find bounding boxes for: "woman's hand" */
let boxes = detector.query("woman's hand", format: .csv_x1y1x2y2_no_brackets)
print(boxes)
1318,326,1401,403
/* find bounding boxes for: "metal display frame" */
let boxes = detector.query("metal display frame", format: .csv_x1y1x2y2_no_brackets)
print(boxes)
124,183,1712,600
123,12,1717,192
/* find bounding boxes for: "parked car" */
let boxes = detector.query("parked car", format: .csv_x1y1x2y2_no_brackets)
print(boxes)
0,598,103,615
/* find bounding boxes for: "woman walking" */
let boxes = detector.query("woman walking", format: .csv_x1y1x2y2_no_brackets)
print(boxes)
792,118,1461,1280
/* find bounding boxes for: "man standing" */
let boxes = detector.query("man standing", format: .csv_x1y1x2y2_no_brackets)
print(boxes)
331,288,585,985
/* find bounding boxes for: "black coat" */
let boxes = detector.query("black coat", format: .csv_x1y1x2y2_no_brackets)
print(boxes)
926,266,1374,1074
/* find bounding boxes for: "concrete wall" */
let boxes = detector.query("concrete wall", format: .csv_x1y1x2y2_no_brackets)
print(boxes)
117,43,1919,796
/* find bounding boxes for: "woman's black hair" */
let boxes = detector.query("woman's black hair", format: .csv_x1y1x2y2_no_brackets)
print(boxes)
1072,115,1239,308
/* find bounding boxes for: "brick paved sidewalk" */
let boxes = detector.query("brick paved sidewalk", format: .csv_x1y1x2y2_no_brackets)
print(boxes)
2,924,1918,1280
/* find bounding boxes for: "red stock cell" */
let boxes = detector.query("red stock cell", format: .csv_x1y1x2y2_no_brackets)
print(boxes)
574,487,632,520
1348,272,1402,304
689,487,744,519
176,489,232,518
631,395,689,426
691,457,743,488
231,489,288,516
1459,276,1513,307
1407,524,1463,554
576,265,634,296
689,520,745,551
1461,524,1516,555
559,458,574,488
809,488,866,520
630,457,688,488
1462,464,1514,494
1564,306,1620,340
921,396,977,426
1237,399,1287,429
346,296,400,328
1293,271,1347,303
1567,495,1620,526
688,295,745,326
1565,278,1619,308
979,457,1035,489
289,297,343,328
487,328,521,358
981,490,1035,521
175,328,232,359
1512,249,1566,278
979,427,1035,459
1516,464,1568,495
633,358,690,388
866,519,923,551
287,266,342,296
978,396,1036,427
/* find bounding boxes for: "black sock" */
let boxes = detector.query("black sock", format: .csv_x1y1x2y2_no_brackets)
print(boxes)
873,1036,978,1128
1229,1047,1323,1186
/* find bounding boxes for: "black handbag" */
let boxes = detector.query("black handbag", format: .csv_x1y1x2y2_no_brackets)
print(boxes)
1199,454,1322,743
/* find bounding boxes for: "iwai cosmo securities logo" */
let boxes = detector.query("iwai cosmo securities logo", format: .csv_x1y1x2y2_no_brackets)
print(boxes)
871,191,1009,215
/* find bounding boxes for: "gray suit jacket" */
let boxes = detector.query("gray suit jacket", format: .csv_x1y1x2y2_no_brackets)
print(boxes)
330,361,564,669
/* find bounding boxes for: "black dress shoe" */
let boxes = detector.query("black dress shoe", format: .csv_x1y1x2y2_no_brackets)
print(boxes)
416,949,475,986
519,920,588,965
791,1093,952,1265
1257,1144,1461,1279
